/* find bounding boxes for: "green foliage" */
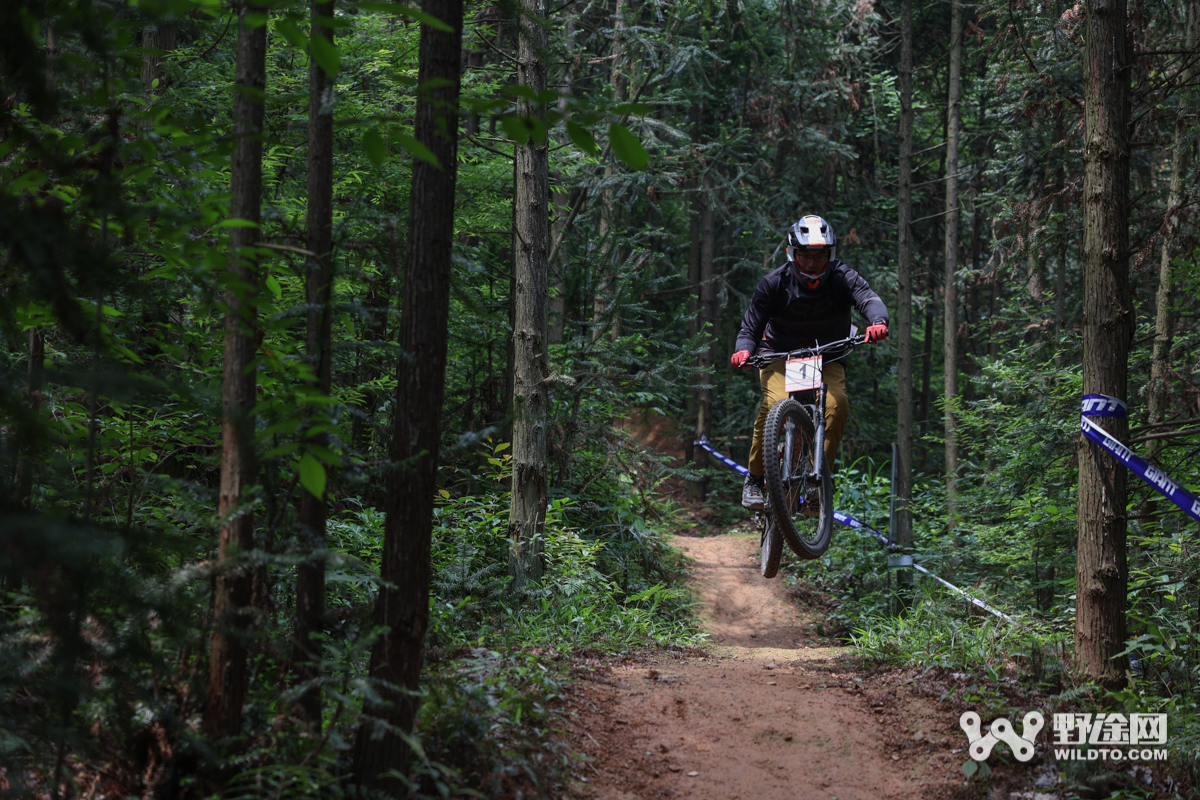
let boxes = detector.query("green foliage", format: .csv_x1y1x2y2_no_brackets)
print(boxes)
850,596,1047,672
5,0,1200,790
423,487,701,654
0,0,709,793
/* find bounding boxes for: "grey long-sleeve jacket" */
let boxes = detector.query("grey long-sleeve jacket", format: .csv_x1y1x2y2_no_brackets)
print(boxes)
734,259,888,365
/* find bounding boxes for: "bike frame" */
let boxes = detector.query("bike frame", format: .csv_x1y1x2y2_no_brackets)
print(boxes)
774,381,826,489
745,334,864,489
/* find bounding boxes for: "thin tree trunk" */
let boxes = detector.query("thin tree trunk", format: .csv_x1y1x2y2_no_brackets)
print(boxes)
894,0,915,599
692,183,715,501
549,10,576,346
1054,218,1068,336
464,7,489,138
966,58,988,405
294,0,336,726
685,194,701,480
1076,0,1132,690
13,329,45,512
593,0,628,340
1147,1,1199,460
205,4,266,741
1053,112,1068,341
609,0,629,341
700,184,719,478
508,0,550,590
548,188,567,344
943,0,962,530
504,221,516,442
919,299,933,440
988,266,1001,361
350,0,463,787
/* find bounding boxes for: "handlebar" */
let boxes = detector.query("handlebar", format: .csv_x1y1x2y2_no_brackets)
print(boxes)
741,334,866,370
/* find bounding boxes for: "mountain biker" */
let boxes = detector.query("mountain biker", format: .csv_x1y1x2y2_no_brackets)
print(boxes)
730,215,889,511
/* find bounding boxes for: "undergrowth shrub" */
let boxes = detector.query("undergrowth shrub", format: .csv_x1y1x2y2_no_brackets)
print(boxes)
784,456,1072,689
425,487,700,654
848,595,1056,673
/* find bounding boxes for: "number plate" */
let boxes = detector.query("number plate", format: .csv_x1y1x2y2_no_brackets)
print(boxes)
784,355,822,392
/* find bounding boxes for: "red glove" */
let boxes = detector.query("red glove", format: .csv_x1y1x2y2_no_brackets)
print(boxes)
865,323,888,344
730,350,751,368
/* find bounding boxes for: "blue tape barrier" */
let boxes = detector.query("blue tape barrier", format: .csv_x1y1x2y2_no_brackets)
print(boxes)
833,510,1019,625
834,510,893,546
692,437,1021,625
694,435,751,476
1081,394,1200,526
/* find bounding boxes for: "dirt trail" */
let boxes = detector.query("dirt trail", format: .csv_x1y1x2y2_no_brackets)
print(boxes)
564,531,966,800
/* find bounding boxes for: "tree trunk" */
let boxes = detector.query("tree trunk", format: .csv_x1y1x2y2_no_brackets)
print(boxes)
504,223,516,443
141,22,176,94
593,0,628,340
1147,2,1199,460
918,298,932,441
921,293,931,434
1075,0,1131,690
685,194,701,481
1055,212,1068,336
1053,112,1068,341
548,10,576,346
508,0,550,590
350,0,462,787
294,0,336,726
894,0,915,598
692,182,715,501
966,58,988,404
14,329,45,511
205,5,266,741
464,7,488,138
610,0,629,344
700,184,719,471
943,0,962,530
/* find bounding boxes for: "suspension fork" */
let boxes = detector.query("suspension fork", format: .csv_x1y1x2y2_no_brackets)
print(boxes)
810,382,827,485
781,415,797,486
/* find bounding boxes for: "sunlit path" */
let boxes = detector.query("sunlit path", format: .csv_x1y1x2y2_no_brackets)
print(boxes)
563,531,966,800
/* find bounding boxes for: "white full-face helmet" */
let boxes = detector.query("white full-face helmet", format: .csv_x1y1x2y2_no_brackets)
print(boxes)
785,215,836,289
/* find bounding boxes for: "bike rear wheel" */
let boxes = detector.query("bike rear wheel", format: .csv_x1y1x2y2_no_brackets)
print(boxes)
763,398,834,559
760,514,782,578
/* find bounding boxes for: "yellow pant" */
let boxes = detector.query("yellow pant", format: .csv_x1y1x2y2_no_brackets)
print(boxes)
747,360,847,477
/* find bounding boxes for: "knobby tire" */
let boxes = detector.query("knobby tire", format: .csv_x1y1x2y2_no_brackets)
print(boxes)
760,516,782,578
763,398,834,559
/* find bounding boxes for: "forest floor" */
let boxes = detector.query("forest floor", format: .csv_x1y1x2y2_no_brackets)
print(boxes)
560,529,977,800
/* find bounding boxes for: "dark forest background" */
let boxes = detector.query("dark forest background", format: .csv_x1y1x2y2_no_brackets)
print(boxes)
3,0,1200,795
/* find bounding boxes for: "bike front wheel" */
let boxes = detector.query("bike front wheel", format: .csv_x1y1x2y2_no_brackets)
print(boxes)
763,398,834,559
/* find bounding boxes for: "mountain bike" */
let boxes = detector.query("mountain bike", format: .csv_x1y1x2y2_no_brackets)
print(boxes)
743,334,865,576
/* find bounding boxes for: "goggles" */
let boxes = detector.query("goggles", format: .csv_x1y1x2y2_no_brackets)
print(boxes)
787,246,831,275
